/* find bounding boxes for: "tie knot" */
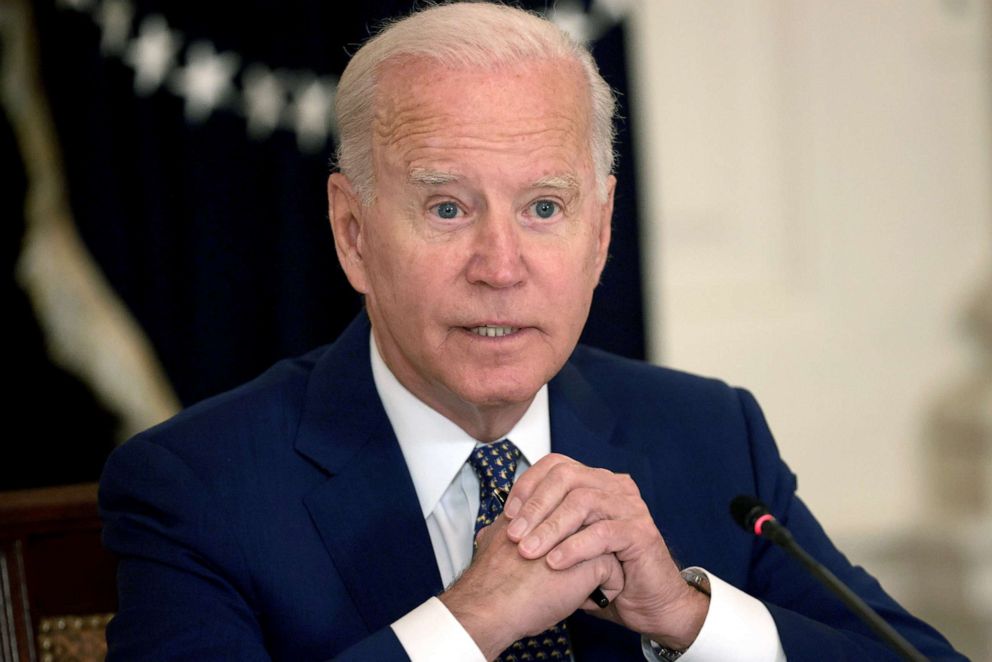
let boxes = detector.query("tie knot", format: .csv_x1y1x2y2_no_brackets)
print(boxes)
468,439,522,495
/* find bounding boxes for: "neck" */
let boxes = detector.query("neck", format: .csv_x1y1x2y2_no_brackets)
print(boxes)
369,331,536,442
429,396,533,443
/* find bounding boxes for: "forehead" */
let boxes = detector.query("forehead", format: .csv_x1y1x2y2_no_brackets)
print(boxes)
371,56,592,181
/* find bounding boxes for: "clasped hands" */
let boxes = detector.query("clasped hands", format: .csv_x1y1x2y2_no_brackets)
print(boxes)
440,453,710,661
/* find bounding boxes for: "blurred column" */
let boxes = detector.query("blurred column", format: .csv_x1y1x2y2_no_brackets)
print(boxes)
626,1,992,658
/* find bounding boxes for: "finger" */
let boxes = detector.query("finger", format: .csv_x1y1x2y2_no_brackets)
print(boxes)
514,486,599,558
473,514,508,553
503,453,575,518
544,519,642,570
516,488,642,559
509,459,616,529
577,552,624,609
507,462,623,544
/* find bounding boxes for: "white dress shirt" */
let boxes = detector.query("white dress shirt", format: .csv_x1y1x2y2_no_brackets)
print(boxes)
369,335,784,661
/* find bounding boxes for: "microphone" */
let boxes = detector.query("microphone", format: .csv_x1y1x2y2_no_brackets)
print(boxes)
729,495,794,546
729,496,927,662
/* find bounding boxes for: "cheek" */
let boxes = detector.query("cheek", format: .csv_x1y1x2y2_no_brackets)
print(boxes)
361,226,412,307
544,246,601,330
546,235,603,289
364,230,456,316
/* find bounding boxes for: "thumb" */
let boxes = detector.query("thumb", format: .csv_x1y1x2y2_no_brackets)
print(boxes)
474,515,506,553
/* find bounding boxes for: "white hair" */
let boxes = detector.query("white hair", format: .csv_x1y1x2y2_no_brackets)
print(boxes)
334,2,617,204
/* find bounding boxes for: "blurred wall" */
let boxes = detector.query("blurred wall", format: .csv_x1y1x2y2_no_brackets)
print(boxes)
628,0,990,534
625,1,992,656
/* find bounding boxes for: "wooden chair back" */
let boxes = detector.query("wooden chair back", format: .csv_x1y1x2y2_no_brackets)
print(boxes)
0,483,117,662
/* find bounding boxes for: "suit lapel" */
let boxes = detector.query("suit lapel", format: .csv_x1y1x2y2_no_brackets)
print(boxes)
548,360,656,511
295,314,443,633
302,432,443,632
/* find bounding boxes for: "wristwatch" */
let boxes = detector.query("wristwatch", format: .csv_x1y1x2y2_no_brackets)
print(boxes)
640,567,712,661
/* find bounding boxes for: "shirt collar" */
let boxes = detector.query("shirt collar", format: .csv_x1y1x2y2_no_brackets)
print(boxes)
369,332,550,518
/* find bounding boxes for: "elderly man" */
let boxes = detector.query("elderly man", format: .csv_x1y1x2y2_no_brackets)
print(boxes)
100,3,963,661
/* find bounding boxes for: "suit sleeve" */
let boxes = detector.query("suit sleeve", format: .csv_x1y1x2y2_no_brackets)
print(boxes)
99,436,410,662
734,388,967,661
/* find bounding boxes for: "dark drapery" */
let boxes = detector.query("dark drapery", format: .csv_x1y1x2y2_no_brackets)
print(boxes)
11,0,645,487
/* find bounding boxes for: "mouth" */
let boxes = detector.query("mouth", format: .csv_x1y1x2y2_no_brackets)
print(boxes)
467,324,520,338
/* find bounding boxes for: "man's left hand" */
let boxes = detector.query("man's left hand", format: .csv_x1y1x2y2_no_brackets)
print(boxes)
502,453,709,650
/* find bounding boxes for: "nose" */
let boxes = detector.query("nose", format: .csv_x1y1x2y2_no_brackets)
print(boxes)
465,210,526,289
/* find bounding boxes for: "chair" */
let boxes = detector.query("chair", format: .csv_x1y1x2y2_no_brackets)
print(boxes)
0,483,117,662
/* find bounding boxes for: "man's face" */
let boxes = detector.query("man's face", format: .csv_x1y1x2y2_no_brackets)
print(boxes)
330,57,614,434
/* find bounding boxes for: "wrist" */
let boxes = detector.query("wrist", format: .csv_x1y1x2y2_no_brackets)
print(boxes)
439,584,515,661
647,566,712,651
648,586,709,649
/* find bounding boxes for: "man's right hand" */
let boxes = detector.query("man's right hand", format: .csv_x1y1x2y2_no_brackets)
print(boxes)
439,514,624,661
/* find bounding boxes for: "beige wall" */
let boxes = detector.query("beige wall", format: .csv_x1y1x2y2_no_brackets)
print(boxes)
627,0,991,535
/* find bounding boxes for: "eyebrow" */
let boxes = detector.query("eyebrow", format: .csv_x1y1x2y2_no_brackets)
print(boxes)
408,168,460,186
531,174,580,192
407,169,581,192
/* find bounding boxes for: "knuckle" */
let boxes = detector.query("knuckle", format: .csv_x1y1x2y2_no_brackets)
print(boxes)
591,520,614,545
547,461,575,484
540,516,562,539
618,473,639,493
521,493,550,519
635,518,661,543
565,487,591,510
559,497,588,530
510,471,533,492
594,555,608,576
597,550,619,580
572,488,605,521
593,467,615,482
538,453,570,474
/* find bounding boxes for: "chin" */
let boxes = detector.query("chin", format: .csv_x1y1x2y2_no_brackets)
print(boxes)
453,371,548,409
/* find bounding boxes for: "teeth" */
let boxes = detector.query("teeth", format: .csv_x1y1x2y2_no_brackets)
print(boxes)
469,325,519,338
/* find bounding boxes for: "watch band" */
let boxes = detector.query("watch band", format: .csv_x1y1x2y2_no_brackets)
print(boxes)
641,636,685,661
679,566,712,598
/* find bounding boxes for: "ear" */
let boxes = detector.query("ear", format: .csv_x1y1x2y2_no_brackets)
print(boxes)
592,175,616,281
328,172,370,294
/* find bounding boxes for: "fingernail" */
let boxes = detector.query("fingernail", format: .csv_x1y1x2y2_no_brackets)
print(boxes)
505,497,522,517
520,535,541,554
547,549,563,567
507,518,528,539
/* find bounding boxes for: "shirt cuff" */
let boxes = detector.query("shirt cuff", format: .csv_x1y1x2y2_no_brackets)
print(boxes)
391,596,487,662
677,570,785,662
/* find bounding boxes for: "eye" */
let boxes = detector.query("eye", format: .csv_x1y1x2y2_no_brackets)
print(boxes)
531,200,559,219
432,201,461,220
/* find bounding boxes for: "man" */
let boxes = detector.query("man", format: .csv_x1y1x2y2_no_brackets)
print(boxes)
99,3,964,660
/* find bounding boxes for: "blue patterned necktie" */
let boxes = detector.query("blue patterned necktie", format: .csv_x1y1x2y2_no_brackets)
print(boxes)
468,440,572,661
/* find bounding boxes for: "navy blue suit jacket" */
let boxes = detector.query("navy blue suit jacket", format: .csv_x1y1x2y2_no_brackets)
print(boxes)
99,314,964,660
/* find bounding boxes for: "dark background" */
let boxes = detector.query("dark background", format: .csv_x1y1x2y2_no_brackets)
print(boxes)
7,0,644,488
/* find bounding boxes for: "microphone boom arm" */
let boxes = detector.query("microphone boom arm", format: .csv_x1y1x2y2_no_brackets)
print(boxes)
730,496,927,662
